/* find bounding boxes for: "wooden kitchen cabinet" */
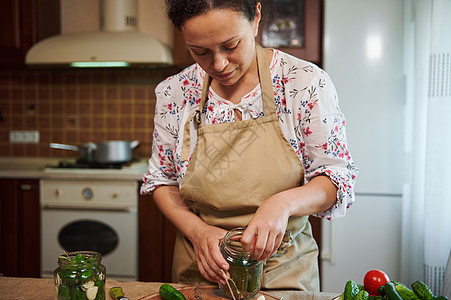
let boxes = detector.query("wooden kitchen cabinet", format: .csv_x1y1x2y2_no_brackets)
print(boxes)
258,0,323,66
0,178,40,277
172,0,323,66
0,0,60,68
138,190,177,282
173,28,195,67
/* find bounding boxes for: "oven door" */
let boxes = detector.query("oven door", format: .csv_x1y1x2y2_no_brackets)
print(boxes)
41,207,137,280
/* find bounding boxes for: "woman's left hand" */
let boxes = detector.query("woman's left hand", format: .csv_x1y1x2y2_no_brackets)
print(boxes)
240,194,291,261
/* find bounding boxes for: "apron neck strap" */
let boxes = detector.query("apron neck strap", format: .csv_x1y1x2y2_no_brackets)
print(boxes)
181,44,274,162
255,43,275,115
199,43,275,121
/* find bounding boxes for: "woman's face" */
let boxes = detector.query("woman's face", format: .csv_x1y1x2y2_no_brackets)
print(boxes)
181,6,261,87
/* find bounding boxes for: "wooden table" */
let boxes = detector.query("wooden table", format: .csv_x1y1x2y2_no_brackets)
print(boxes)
0,277,339,300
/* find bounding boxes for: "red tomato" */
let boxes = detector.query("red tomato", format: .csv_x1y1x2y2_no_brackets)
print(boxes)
363,269,390,296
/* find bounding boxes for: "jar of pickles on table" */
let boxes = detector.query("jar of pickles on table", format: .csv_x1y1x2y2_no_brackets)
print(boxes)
54,251,106,300
219,228,264,300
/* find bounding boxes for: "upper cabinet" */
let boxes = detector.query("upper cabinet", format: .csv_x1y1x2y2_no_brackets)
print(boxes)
173,28,195,67
257,0,323,66
0,0,60,68
172,0,323,67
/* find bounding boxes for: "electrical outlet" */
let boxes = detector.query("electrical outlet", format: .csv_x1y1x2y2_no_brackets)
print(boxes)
9,130,40,144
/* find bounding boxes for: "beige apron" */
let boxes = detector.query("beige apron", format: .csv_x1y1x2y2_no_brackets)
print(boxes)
175,44,319,291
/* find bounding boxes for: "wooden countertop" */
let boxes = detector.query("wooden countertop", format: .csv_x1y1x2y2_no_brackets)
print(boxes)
0,277,338,300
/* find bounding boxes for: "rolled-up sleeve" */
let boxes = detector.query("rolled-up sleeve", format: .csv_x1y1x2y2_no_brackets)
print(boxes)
298,71,358,220
141,78,180,195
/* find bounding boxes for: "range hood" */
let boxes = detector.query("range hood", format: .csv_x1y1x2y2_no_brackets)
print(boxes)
25,0,173,67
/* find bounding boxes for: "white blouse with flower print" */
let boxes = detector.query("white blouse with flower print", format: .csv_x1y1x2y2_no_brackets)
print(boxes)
141,49,358,220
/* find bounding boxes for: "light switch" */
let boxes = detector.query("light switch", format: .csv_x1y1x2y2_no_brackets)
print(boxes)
9,130,40,144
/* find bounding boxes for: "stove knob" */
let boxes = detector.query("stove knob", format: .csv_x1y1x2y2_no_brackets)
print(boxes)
82,187,94,200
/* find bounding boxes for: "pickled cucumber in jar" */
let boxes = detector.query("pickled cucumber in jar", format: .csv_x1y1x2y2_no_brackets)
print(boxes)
54,251,106,300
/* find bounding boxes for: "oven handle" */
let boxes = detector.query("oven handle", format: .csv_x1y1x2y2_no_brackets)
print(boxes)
41,203,135,212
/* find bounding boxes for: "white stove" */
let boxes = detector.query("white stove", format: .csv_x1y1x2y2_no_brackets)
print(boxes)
40,159,149,281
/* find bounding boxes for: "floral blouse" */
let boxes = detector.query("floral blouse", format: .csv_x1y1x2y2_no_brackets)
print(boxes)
141,49,358,220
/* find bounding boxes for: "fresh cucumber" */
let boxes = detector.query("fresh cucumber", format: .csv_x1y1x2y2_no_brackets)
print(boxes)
159,284,187,300
355,289,370,300
378,285,386,296
392,281,420,300
344,280,361,300
385,282,403,300
411,281,434,300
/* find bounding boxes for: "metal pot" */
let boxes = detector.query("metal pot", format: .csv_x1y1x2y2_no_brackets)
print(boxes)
50,142,96,162
49,140,139,164
92,140,139,164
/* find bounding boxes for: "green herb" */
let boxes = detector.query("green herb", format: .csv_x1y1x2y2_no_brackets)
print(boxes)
55,253,105,300
220,263,263,300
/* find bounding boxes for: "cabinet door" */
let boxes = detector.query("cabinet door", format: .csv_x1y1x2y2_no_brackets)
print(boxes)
138,191,163,281
0,0,60,67
139,190,177,282
172,28,195,67
258,0,323,65
0,179,40,277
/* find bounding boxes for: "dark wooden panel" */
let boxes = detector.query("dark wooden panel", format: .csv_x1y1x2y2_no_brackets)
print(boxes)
309,215,322,287
0,0,22,65
0,180,2,274
0,0,60,67
162,217,177,282
173,28,194,67
0,179,40,277
138,187,177,283
17,179,40,277
0,179,20,276
138,190,165,282
34,0,61,42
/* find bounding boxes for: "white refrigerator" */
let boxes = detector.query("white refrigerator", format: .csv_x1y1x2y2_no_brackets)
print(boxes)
320,0,405,292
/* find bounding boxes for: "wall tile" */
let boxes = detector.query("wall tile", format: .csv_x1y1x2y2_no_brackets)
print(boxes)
0,67,179,158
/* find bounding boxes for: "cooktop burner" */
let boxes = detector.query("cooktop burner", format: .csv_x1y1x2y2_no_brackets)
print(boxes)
46,160,134,169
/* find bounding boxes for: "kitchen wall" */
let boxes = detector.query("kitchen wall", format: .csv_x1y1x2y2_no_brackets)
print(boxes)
0,0,178,159
0,68,180,158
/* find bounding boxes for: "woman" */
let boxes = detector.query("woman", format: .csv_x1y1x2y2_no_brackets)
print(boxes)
141,0,358,291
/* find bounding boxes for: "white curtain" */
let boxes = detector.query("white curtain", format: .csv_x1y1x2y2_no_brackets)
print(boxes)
401,0,451,295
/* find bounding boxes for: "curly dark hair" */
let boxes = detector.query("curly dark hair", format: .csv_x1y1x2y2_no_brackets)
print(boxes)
165,0,260,29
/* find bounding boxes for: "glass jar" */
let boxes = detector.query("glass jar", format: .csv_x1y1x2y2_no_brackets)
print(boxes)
54,251,106,300
219,228,264,300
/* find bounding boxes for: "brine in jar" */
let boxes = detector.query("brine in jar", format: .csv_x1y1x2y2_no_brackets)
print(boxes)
219,228,264,300
54,251,106,300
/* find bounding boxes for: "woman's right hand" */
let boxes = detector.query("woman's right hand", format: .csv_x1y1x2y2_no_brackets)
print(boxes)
152,186,230,284
190,224,229,284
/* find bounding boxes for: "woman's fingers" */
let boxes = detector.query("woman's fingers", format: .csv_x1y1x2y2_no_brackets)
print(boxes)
252,228,268,260
241,226,256,252
197,250,229,284
241,195,291,260
192,226,229,283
